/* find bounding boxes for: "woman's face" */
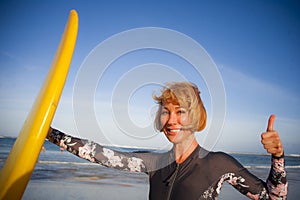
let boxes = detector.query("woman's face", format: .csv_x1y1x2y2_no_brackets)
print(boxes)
160,102,194,144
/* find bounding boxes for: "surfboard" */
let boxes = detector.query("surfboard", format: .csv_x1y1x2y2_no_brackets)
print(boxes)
0,10,78,199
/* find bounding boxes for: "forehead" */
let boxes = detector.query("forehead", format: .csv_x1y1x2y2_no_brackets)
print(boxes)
162,102,185,109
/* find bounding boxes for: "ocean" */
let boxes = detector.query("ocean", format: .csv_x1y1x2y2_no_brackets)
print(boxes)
1,137,299,199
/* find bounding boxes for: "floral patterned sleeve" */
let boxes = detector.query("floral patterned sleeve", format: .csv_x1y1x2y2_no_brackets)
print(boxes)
47,128,148,173
203,152,288,199
226,154,288,199
265,155,288,199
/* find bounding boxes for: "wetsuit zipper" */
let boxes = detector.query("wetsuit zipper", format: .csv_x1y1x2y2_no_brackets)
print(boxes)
166,163,180,200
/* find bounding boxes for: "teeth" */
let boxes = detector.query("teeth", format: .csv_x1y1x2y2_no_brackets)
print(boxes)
169,129,181,133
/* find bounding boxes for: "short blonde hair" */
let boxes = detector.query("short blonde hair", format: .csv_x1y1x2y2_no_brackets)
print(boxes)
153,82,206,132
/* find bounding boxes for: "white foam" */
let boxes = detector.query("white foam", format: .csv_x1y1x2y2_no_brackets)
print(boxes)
38,160,98,166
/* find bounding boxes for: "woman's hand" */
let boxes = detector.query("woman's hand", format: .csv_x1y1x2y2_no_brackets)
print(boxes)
261,114,284,157
41,127,53,153
47,127,53,139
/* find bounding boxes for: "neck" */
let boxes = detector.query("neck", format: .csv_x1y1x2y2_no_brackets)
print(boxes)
173,136,198,164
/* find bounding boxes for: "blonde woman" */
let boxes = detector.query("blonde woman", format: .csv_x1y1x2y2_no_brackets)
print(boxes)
47,82,287,199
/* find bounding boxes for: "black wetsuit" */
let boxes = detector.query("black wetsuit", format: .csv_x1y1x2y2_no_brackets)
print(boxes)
47,128,288,199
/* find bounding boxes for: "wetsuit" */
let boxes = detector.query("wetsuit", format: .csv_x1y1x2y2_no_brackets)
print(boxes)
47,128,288,199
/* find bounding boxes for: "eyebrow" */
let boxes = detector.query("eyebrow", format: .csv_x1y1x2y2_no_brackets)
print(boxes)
162,106,185,110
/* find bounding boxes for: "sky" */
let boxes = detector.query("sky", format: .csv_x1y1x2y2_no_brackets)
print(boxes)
0,0,299,154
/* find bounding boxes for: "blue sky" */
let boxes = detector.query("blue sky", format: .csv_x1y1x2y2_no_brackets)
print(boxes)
0,0,299,154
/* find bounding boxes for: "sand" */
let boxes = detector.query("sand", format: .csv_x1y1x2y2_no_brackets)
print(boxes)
23,180,149,200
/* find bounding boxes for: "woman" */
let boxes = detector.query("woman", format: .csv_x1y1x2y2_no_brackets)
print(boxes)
47,82,287,199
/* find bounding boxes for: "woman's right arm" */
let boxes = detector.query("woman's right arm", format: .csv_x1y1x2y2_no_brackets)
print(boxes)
47,127,148,173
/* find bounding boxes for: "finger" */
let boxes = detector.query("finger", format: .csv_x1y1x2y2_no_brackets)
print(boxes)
261,132,280,143
261,137,283,157
265,147,280,154
261,131,277,140
267,114,276,131
262,141,281,149
41,146,46,153
261,131,270,139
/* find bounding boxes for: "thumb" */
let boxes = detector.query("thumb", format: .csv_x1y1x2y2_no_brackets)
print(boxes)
267,114,276,131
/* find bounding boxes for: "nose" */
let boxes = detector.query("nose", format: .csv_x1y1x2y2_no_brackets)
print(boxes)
167,112,177,125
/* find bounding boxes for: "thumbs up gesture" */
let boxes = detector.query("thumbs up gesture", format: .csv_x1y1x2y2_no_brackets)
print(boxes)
261,114,283,157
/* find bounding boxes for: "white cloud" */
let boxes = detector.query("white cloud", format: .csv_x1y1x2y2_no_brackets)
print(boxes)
219,65,299,117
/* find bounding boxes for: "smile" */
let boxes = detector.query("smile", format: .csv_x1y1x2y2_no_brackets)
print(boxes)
166,128,182,135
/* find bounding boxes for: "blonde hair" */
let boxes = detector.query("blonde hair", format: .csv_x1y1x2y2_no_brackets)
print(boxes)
153,82,206,132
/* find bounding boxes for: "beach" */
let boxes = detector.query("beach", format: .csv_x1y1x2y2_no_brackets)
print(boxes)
22,168,300,200
23,179,149,200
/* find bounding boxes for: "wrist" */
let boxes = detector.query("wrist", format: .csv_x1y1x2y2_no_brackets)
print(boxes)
272,151,284,159
47,127,53,139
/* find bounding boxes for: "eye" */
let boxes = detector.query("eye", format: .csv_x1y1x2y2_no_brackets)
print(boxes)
177,109,187,114
161,110,169,115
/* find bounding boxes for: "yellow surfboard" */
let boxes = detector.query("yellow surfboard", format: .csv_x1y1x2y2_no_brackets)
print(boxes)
0,10,78,200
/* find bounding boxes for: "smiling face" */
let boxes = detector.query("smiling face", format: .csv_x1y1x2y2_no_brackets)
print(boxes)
160,102,195,144
153,82,207,135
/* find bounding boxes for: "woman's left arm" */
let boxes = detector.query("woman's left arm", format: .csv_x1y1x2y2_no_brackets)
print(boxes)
261,115,288,199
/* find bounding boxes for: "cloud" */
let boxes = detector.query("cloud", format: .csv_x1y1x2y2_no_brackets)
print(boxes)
213,65,300,153
0,51,17,60
219,65,299,117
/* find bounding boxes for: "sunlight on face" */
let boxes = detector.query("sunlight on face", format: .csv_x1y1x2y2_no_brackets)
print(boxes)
160,103,194,144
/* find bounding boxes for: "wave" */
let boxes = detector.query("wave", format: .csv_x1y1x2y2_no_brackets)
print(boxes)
230,152,300,158
38,160,98,166
285,165,300,169
245,165,300,169
0,136,16,139
286,154,300,158
37,160,300,169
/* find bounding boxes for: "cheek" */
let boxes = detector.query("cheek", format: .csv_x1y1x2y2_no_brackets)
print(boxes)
160,115,168,126
180,115,190,124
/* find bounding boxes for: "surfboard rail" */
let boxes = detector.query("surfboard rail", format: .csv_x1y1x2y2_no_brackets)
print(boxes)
0,10,78,200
